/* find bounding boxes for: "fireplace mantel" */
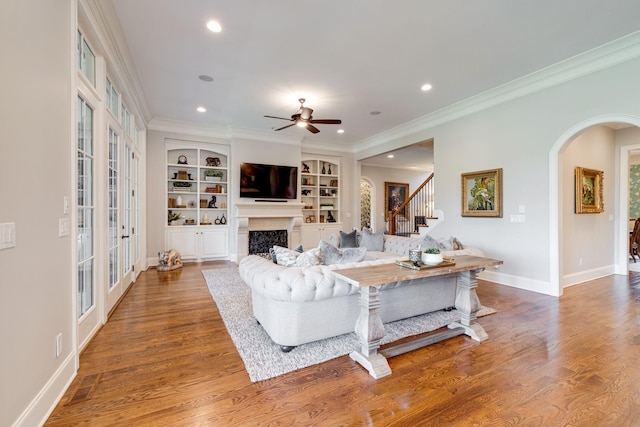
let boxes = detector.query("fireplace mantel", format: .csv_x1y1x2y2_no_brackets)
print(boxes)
235,201,304,260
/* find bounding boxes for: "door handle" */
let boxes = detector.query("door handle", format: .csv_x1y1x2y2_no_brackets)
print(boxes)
121,235,130,239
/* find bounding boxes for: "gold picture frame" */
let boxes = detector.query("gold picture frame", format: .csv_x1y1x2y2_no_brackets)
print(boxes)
575,166,604,214
461,168,503,217
385,182,409,216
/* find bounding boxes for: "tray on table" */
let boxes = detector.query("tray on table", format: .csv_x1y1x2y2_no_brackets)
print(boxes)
395,259,456,271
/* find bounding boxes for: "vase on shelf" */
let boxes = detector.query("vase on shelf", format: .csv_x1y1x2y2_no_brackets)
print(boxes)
328,164,332,174
322,162,326,174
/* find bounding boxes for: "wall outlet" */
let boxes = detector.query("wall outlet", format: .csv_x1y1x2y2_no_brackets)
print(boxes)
56,333,62,358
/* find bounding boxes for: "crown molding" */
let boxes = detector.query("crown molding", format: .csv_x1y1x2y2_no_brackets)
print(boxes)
356,30,640,155
229,127,302,146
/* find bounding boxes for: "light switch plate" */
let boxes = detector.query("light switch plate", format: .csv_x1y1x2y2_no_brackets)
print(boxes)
0,223,16,249
59,218,70,237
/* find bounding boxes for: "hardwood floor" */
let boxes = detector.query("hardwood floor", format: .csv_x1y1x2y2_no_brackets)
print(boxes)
46,262,640,426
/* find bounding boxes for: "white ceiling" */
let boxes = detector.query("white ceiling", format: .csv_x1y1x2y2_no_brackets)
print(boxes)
110,0,640,151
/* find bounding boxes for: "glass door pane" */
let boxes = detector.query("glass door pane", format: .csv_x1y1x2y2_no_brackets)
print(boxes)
108,127,119,289
77,96,95,317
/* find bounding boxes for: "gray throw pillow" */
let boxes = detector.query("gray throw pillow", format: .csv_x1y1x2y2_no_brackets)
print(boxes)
319,240,367,265
339,230,358,248
269,244,303,263
360,227,384,251
419,235,440,251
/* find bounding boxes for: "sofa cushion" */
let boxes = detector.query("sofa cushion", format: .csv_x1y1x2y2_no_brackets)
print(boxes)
319,240,367,265
269,243,303,263
339,230,358,248
294,248,321,267
273,246,300,266
360,227,384,251
419,235,440,251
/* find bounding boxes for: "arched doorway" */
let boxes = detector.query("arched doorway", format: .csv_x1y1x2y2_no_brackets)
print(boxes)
550,114,640,297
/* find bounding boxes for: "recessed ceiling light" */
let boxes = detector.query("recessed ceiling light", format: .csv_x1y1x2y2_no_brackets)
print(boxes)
196,106,206,113
387,154,394,158
337,129,344,134
370,111,381,115
198,75,214,82
206,20,222,33
421,83,432,91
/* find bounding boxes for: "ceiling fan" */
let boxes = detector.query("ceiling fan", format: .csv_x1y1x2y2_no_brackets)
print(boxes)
264,98,342,134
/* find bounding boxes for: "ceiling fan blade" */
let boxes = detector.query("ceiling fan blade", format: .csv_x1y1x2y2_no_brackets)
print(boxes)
264,115,293,121
274,123,296,131
309,119,342,125
306,124,320,134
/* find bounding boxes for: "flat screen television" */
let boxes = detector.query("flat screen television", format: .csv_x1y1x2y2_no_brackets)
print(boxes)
240,162,298,200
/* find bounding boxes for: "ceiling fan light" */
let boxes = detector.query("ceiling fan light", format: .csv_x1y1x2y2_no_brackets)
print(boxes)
296,121,308,128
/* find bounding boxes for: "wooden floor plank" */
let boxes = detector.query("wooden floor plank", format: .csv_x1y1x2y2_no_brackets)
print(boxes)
45,262,640,426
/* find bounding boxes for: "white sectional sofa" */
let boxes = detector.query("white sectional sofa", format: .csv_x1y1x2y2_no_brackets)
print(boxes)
238,234,484,351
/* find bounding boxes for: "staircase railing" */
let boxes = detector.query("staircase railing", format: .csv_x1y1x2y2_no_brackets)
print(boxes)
387,173,435,236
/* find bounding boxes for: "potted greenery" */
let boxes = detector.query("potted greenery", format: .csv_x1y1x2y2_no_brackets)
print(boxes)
422,248,443,265
204,169,224,182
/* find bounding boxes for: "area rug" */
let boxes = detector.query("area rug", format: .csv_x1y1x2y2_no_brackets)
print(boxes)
202,267,495,382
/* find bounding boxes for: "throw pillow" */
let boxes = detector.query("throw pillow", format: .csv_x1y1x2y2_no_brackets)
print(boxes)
437,237,453,251
339,230,358,248
319,240,367,265
452,237,464,250
269,244,303,263
359,227,384,251
273,246,300,267
419,235,440,252
293,247,321,267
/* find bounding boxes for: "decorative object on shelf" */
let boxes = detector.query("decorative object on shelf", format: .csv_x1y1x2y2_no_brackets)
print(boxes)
176,196,183,206
188,201,196,208
575,166,604,214
214,216,221,225
330,179,338,187
177,155,188,165
301,189,312,196
201,213,212,225
168,211,181,225
208,195,217,208
184,218,196,225
302,163,310,173
322,162,326,174
327,211,336,223
157,249,182,271
220,214,227,224
328,164,332,175
221,202,226,208
422,248,443,265
168,197,176,208
200,199,208,208
206,157,220,166
307,215,315,223
320,215,325,223
461,168,503,217
173,181,192,192
205,169,224,182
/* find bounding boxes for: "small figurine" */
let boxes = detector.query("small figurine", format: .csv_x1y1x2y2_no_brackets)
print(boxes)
327,211,336,222
302,162,310,173
208,195,217,208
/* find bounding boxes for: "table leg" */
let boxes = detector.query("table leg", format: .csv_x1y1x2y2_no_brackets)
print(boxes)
349,285,392,378
447,269,488,341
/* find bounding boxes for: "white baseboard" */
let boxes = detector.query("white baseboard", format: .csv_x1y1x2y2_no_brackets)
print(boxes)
12,353,76,427
478,270,556,296
562,265,616,288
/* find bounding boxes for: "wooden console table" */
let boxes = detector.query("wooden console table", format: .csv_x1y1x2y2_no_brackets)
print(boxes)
333,255,503,378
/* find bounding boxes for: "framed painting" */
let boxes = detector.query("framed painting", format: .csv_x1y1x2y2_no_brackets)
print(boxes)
461,168,503,217
575,166,603,214
385,182,409,217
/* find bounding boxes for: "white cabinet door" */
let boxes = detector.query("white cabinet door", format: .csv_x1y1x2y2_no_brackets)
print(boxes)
301,223,342,249
166,228,198,259
201,228,229,258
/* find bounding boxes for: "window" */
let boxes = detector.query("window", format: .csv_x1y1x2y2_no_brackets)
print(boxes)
77,96,95,317
106,77,119,117
77,30,95,86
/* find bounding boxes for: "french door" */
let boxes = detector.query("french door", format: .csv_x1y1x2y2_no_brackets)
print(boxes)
106,124,137,313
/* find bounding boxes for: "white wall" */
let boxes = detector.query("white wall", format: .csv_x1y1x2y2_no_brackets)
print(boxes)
358,56,640,295
360,166,429,232
0,1,75,426
562,126,615,282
